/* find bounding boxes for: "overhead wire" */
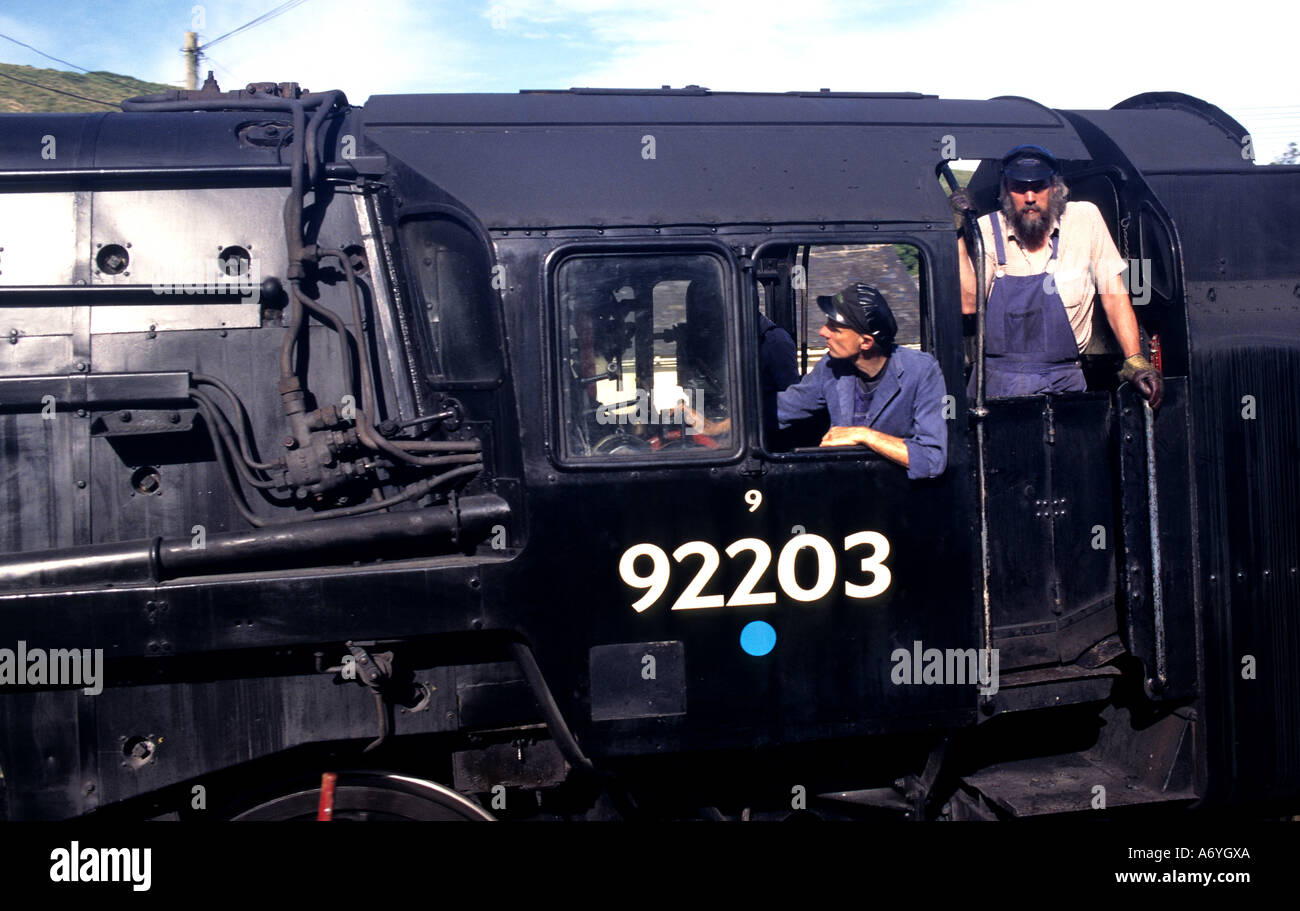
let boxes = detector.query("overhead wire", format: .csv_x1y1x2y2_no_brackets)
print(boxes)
0,69,115,106
201,0,312,51
0,31,162,98
0,31,94,72
202,54,238,82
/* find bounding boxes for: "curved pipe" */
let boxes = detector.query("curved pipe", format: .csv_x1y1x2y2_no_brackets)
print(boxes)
119,92,337,112
317,248,481,469
305,91,346,185
389,440,482,452
192,375,281,472
507,641,597,776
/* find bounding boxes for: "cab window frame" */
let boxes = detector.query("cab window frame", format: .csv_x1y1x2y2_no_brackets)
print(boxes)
394,205,506,392
750,234,936,462
544,241,745,470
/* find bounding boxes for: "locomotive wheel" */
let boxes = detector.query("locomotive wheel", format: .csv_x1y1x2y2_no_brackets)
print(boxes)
230,771,494,821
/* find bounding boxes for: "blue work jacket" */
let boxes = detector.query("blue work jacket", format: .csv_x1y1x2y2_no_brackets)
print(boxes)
776,346,948,480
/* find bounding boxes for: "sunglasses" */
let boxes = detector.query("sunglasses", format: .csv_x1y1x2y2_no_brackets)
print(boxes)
1008,179,1050,194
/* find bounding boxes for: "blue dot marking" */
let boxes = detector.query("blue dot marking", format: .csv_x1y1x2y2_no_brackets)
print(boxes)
740,620,777,656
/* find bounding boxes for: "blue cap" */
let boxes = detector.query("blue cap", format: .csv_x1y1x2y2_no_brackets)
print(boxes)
1001,144,1060,182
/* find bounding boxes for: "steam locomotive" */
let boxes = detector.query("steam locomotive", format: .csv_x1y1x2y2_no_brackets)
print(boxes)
0,77,1295,820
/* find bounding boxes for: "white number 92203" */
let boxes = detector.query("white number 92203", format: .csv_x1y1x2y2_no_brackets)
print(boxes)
617,532,891,613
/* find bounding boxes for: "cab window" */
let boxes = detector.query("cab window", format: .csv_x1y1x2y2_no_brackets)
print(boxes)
554,251,735,461
753,242,925,450
400,215,501,384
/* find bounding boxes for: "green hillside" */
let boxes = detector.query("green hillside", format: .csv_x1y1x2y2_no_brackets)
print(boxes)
0,61,173,113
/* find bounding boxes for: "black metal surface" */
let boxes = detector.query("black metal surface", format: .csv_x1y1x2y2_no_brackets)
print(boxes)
0,372,192,409
1075,97,1250,174
589,641,687,722
362,92,1090,230
1140,162,1300,806
1117,380,1197,700
1049,395,1120,657
0,87,1296,820
981,395,1118,670
0,493,508,591
452,739,567,793
980,393,1139,702
984,397,1056,664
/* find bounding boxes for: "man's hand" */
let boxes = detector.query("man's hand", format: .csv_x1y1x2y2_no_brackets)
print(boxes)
821,425,911,469
948,188,975,229
1118,354,1165,409
820,425,871,447
670,405,730,437
953,191,980,314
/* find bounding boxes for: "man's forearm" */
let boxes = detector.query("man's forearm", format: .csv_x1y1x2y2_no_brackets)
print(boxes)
820,425,909,468
1100,291,1142,358
957,235,977,315
865,428,909,468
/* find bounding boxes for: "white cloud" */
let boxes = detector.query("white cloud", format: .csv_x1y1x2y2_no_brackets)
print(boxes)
128,0,487,98
482,0,1298,158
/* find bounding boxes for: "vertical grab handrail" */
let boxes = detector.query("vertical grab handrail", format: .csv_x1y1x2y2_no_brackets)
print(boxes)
939,163,994,701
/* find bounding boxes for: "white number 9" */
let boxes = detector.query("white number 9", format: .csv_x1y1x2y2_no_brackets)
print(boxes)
744,489,762,512
619,543,670,612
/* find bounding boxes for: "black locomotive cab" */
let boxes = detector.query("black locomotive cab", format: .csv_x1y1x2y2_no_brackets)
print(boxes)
0,84,1296,821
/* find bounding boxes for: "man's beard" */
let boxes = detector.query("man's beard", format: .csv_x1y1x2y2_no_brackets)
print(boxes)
1001,189,1065,250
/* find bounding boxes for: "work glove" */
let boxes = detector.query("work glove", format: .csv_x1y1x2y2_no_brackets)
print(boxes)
1118,354,1164,409
948,188,975,229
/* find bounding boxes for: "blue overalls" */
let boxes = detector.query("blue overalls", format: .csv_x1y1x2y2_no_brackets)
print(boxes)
972,211,1086,399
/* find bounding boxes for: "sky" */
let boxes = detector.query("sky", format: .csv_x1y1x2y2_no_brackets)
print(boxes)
1,0,1296,162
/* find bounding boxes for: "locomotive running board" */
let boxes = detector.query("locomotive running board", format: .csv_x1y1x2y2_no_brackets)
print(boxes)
981,664,1121,717
959,704,1198,817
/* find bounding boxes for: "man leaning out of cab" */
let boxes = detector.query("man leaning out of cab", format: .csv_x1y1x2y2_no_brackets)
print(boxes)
776,282,948,480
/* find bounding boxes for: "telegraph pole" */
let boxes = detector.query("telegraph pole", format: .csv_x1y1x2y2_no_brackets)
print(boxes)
183,32,198,89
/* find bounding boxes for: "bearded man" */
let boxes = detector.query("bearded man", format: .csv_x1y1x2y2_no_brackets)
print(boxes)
954,145,1163,405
